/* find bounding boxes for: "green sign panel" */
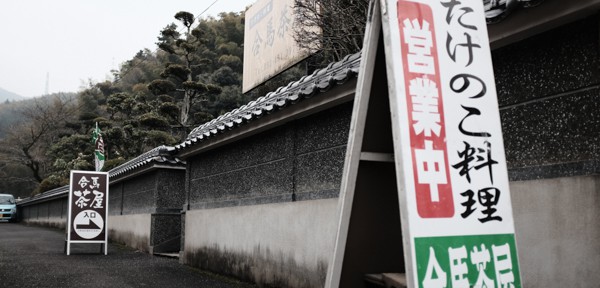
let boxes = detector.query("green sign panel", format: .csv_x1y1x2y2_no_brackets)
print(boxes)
415,234,520,288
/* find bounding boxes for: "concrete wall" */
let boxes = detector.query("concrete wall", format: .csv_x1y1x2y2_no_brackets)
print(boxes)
181,15,600,287
108,214,152,252
182,103,352,287
17,168,184,255
20,198,67,229
110,169,185,215
109,169,185,253
510,176,600,288
111,172,158,215
181,16,600,285
492,15,600,288
494,15,600,179
184,199,338,288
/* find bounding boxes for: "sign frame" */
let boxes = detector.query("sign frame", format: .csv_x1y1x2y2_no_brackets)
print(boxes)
325,0,522,287
66,170,109,255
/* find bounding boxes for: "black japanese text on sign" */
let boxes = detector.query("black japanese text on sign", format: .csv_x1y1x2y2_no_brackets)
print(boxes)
383,0,522,286
69,171,108,241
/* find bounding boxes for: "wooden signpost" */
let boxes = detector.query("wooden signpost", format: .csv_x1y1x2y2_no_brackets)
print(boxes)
325,0,522,287
66,170,109,255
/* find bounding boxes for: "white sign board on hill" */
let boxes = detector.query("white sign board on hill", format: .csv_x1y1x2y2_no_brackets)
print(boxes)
242,0,314,93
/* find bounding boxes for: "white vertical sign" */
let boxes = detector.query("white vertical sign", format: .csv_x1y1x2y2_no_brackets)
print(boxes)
381,0,522,286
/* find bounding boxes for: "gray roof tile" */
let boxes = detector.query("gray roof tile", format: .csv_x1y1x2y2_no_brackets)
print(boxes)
18,53,361,205
176,52,361,152
109,145,185,178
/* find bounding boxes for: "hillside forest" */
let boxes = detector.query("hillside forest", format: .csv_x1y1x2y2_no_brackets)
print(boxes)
0,1,368,198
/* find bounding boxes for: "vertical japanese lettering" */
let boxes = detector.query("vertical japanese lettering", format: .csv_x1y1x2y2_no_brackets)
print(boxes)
441,0,504,224
422,247,448,288
69,172,108,242
410,77,441,137
448,245,469,288
470,244,494,287
398,0,454,218
415,141,448,202
403,19,435,74
277,5,291,39
493,243,516,287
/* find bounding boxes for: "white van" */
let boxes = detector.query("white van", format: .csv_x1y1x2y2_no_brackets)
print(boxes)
0,194,17,222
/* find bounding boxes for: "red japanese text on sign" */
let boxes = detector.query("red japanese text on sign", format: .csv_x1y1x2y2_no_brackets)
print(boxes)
398,1,454,218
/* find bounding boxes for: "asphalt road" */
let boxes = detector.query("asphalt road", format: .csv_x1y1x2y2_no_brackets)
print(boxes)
0,223,256,288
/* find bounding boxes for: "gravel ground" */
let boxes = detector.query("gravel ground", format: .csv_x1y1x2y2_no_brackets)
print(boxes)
0,222,256,288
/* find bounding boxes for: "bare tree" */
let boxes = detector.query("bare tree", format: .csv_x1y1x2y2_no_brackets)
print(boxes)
0,94,77,185
293,0,369,63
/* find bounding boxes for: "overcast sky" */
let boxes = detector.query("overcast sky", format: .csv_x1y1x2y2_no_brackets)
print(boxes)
0,0,256,98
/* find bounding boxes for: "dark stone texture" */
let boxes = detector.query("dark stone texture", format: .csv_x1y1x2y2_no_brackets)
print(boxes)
19,198,68,220
294,103,353,154
508,159,600,181
493,15,600,181
48,199,64,218
295,146,346,200
180,211,186,256
110,169,185,216
493,16,600,107
501,89,600,170
156,169,186,211
20,206,29,220
19,198,67,229
38,202,49,219
186,103,353,209
121,172,157,215
61,198,67,218
190,127,292,178
151,213,181,253
190,159,294,207
109,182,123,215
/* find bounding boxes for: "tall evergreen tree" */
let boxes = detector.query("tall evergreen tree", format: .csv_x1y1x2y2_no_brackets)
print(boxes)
151,11,222,132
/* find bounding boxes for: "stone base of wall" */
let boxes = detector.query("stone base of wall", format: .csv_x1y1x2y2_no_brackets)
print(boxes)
511,175,600,288
182,198,338,288
21,217,66,230
108,214,151,252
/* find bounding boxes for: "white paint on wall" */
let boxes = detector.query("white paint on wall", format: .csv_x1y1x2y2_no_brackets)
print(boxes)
510,175,600,288
108,214,152,250
184,198,338,274
23,216,66,229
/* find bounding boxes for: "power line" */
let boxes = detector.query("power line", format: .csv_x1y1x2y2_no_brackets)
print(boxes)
197,0,220,20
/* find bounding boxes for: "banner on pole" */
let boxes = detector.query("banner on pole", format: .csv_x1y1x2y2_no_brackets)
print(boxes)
92,122,105,172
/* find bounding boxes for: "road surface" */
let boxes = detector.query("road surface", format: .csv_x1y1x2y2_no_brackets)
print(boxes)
0,223,256,288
